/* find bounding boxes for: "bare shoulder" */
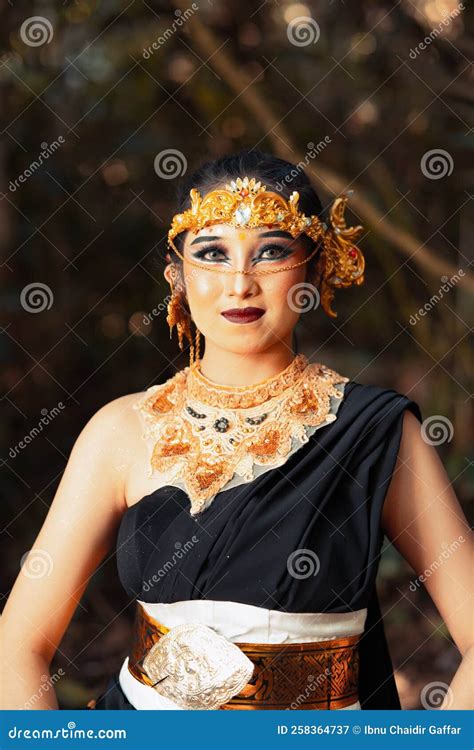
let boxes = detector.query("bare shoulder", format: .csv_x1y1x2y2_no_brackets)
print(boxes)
83,390,146,447
69,391,146,480
382,407,451,532
400,406,423,433
91,391,144,424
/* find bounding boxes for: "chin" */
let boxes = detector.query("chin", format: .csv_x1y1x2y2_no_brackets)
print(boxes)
217,337,280,356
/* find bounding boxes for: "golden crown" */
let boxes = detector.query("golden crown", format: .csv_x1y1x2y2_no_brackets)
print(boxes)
167,176,365,317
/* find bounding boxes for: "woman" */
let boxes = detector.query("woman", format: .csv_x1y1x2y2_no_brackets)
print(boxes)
1,150,472,711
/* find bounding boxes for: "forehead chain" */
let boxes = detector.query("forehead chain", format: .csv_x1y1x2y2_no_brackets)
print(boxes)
167,236,321,276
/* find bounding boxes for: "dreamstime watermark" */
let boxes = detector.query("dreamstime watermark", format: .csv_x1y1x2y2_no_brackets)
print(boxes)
275,138,332,192
20,16,54,47
408,2,465,59
20,549,54,579
20,282,54,312
420,149,454,179
143,4,198,58
154,148,187,179
143,294,172,326
287,17,320,47
409,270,465,325
142,536,199,592
420,415,454,445
24,669,65,709
9,137,65,192
287,668,331,709
8,725,127,740
143,267,199,326
287,282,320,313
420,681,454,709
409,535,465,591
9,402,66,459
287,549,320,579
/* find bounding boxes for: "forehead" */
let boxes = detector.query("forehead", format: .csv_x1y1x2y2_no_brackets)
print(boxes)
186,224,296,245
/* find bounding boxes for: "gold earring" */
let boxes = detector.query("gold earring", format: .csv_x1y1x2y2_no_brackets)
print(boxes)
193,326,201,367
166,265,201,367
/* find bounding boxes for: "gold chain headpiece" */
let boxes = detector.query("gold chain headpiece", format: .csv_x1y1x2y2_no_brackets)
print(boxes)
167,176,366,318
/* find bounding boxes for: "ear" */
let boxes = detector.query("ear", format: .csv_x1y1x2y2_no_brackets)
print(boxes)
164,263,173,285
164,263,186,296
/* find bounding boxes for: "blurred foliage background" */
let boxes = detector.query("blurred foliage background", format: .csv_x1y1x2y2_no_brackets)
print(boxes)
1,0,472,710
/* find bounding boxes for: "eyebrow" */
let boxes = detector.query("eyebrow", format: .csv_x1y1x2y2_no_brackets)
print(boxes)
190,230,293,245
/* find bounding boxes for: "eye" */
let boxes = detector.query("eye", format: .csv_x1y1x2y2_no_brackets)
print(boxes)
192,244,227,262
191,242,292,264
258,244,291,260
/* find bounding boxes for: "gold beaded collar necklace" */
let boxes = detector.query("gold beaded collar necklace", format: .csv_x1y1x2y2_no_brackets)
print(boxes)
186,354,309,409
134,354,348,515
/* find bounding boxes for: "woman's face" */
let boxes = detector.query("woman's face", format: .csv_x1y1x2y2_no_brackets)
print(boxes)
165,224,313,356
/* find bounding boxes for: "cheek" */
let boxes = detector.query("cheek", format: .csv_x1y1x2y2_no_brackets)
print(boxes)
261,268,308,318
184,266,220,309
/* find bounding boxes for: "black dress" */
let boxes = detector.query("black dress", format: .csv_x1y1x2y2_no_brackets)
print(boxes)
92,378,422,710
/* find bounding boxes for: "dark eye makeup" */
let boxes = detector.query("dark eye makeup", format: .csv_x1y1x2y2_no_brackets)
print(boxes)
191,243,295,264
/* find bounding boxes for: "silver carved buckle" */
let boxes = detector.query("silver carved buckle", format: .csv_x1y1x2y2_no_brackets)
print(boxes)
142,621,255,710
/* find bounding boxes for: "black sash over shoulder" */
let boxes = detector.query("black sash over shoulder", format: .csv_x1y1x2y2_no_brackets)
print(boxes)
95,381,422,710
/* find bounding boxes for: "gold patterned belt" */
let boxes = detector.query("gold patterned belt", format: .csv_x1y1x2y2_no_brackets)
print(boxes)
127,602,360,710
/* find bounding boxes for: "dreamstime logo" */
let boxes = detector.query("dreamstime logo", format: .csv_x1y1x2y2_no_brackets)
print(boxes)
420,415,454,445
420,681,454,709
409,535,465,592
287,282,320,313
287,668,331,709
142,536,199,592
9,402,66,459
409,269,465,325
154,149,187,179
143,4,198,58
20,282,54,313
287,17,320,46
24,669,65,709
287,549,320,579
9,137,65,192
420,149,454,179
20,549,54,579
8,724,127,740
143,267,198,326
275,138,332,192
143,293,172,326
20,16,54,47
408,2,465,59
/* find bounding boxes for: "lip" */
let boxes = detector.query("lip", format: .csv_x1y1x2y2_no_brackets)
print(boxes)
221,307,265,324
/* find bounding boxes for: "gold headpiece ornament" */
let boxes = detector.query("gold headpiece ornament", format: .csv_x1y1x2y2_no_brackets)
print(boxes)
165,176,365,363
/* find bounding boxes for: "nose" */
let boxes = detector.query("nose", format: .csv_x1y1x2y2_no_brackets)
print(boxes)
224,268,259,298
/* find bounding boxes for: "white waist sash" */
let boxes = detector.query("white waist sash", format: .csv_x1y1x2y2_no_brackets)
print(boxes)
118,600,366,710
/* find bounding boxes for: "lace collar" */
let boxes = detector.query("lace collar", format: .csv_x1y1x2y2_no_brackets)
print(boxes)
133,355,348,516
186,354,309,409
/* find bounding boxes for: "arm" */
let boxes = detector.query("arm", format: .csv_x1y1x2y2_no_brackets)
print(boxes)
382,410,474,709
0,394,138,709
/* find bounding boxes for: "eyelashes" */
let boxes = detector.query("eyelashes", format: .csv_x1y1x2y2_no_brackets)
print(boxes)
192,243,227,260
191,243,294,263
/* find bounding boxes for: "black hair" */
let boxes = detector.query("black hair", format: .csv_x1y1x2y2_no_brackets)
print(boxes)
166,148,324,279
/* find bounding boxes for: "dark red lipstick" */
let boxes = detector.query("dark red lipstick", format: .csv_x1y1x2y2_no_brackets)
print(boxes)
221,307,265,324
